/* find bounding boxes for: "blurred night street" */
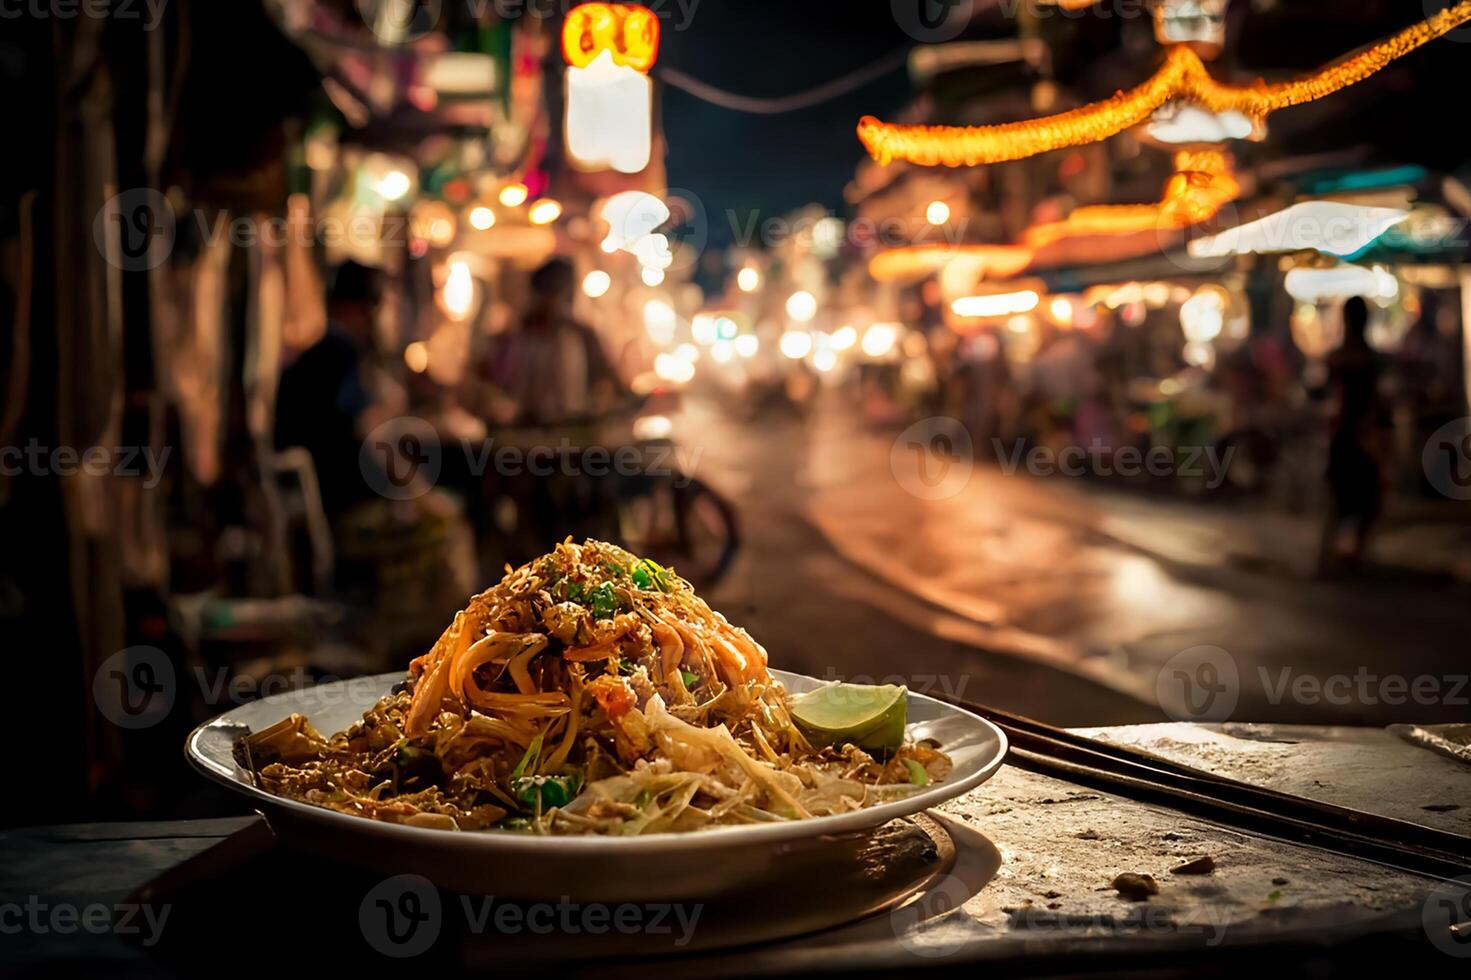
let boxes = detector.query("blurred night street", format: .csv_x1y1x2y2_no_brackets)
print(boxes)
679,394,1471,727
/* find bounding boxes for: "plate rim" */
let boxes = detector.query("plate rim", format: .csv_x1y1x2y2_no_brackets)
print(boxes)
186,668,1007,852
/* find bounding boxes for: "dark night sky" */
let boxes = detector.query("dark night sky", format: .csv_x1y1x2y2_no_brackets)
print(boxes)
657,0,916,246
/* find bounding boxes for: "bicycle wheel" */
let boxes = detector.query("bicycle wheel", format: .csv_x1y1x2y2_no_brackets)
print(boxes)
617,474,739,589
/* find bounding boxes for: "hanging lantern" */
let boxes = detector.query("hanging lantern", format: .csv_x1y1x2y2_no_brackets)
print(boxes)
563,3,660,174
562,2,659,72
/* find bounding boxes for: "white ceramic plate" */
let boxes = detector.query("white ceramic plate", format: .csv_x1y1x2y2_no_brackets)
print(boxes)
187,669,1007,900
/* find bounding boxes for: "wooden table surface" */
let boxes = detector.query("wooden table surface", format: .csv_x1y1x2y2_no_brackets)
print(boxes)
3,723,1468,976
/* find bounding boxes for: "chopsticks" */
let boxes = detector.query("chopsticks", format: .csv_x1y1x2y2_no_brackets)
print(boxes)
945,697,1471,883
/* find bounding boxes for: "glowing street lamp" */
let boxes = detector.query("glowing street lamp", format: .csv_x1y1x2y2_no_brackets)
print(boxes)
563,3,660,174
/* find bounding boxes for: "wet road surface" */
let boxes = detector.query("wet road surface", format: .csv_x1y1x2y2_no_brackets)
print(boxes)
678,393,1471,728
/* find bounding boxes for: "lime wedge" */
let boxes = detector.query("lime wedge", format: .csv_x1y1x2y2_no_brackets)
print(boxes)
790,682,908,753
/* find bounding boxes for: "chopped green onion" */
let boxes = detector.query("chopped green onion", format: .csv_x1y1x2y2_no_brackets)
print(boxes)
511,733,544,781
638,558,675,592
904,758,931,787
510,771,583,809
679,669,699,689
590,581,620,619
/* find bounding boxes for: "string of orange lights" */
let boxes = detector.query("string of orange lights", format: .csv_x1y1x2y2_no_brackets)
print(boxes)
868,243,1034,284
868,150,1239,282
1022,149,1237,247
858,0,1471,166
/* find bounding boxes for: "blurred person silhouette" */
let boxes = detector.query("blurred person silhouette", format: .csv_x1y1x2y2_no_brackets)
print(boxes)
1318,296,1385,576
477,258,629,561
484,257,624,426
275,260,380,515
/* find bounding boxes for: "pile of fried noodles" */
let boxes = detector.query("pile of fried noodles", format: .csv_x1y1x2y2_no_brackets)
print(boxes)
240,539,950,834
